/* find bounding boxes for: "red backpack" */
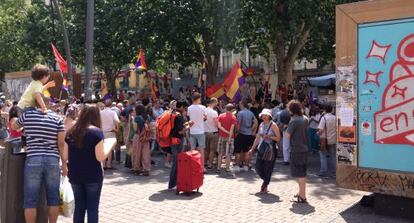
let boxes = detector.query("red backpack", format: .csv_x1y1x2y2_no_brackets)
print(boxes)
156,111,177,148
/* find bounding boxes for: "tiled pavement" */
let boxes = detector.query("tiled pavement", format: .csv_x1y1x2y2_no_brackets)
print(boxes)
58,151,410,223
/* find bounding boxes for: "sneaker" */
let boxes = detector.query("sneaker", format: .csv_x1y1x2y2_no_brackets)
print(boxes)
318,173,328,178
243,166,249,172
233,166,240,173
164,163,172,168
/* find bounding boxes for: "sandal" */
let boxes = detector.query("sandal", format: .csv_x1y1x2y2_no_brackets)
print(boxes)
293,195,307,203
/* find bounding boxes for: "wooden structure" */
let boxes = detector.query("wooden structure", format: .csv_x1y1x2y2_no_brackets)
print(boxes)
5,71,82,101
336,0,414,198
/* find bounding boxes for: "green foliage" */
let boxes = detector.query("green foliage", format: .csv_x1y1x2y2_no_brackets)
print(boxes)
1,0,359,86
238,0,358,82
0,1,35,75
139,0,242,83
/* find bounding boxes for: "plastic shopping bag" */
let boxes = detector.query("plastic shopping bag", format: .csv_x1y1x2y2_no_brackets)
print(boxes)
59,176,74,217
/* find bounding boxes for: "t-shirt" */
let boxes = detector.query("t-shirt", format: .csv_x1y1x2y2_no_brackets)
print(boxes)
318,113,337,145
18,80,43,109
120,105,134,119
66,127,104,184
287,115,309,153
309,114,321,129
218,112,237,138
17,110,64,158
271,107,280,122
204,107,218,133
187,104,206,135
237,108,255,135
278,109,291,126
111,107,121,117
134,116,145,132
100,107,120,138
153,108,164,119
171,113,185,139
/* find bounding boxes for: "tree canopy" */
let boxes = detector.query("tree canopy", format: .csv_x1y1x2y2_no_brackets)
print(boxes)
238,0,357,84
0,0,355,89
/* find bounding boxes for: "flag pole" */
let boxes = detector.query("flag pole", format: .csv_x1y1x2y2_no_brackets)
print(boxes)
84,0,94,101
51,0,72,95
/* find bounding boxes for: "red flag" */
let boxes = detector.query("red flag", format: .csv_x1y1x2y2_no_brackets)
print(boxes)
51,43,68,73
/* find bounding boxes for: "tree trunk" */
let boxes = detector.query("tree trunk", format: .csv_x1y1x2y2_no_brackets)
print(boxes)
275,33,287,84
206,52,219,85
275,26,310,85
104,67,117,99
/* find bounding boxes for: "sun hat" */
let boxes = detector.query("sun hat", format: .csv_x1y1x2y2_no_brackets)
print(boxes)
259,108,273,119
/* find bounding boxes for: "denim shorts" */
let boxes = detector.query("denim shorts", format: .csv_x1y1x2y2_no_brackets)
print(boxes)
189,134,206,149
24,156,61,208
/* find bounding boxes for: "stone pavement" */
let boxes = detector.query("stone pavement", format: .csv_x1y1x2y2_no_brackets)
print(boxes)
58,152,410,223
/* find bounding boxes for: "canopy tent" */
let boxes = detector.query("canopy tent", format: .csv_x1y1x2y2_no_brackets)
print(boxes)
307,73,336,88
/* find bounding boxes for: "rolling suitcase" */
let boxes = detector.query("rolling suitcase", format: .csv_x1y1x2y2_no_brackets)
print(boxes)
176,150,203,195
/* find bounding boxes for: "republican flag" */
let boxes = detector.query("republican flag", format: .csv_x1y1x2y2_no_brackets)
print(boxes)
151,81,160,99
223,62,245,102
62,78,70,91
134,49,148,70
206,82,225,99
240,60,255,76
51,43,68,73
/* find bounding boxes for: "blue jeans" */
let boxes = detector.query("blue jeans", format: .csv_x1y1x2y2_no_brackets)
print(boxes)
71,182,103,223
24,156,60,208
307,128,320,152
168,142,183,189
319,144,336,176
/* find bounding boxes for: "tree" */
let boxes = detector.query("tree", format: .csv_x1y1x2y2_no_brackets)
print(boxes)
239,0,358,84
0,0,42,76
12,0,155,96
140,0,241,84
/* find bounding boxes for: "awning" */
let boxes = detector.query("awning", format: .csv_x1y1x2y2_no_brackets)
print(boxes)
307,73,336,87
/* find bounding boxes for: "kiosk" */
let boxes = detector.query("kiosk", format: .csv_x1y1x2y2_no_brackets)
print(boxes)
336,0,414,200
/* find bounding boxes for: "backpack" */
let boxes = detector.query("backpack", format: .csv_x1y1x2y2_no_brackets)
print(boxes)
156,111,177,147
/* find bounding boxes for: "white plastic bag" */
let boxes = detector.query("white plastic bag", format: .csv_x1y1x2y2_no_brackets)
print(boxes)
59,176,74,217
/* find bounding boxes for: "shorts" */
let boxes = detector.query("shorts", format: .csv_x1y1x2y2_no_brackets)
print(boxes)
218,137,234,156
24,156,61,208
189,134,206,149
234,133,255,153
205,132,218,152
104,132,116,139
290,152,308,178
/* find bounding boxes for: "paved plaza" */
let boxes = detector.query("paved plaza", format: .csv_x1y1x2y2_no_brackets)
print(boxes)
58,151,409,223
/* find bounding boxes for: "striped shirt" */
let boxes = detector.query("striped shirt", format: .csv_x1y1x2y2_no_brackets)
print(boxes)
18,110,64,158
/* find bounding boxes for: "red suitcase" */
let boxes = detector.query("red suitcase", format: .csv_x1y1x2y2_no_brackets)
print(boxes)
176,150,203,194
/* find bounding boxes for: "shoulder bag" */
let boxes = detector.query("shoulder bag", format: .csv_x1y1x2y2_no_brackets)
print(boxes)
258,122,277,161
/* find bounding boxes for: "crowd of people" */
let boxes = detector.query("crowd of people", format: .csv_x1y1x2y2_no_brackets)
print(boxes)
0,64,338,223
